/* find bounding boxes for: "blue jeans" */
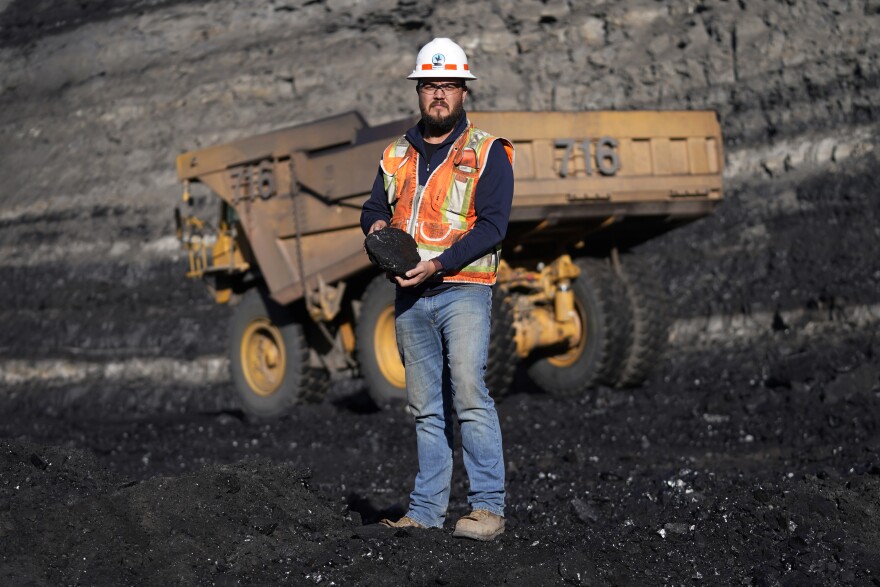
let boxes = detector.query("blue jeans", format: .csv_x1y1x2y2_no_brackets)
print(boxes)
394,284,505,528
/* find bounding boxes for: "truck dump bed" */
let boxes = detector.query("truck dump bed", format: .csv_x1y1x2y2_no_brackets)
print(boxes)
471,111,722,254
174,109,724,416
176,110,722,305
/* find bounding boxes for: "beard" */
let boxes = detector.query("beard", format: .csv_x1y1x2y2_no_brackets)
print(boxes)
420,99,464,136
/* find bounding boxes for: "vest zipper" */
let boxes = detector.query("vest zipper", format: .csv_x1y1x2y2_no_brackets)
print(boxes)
407,133,467,239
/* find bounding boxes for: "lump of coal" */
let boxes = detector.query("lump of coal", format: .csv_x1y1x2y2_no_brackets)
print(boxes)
364,227,420,276
570,498,599,524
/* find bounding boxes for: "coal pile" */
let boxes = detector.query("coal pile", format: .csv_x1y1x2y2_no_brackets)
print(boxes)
2,324,879,585
0,440,352,585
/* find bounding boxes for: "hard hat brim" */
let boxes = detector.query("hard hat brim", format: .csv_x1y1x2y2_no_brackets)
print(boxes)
407,69,478,80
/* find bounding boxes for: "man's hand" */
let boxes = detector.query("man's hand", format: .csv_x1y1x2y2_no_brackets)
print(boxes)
396,259,438,287
368,220,387,234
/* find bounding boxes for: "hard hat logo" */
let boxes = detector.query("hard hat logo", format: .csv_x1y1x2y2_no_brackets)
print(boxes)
407,38,478,80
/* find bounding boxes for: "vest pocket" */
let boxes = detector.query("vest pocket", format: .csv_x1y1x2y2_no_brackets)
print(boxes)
418,221,465,246
454,166,478,177
439,171,477,217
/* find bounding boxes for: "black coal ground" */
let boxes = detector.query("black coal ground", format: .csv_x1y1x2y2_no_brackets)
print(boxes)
2,328,879,586
2,154,880,585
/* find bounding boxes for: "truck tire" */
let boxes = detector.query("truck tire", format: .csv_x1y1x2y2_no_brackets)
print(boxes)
228,288,328,418
613,253,671,387
356,276,519,408
526,257,631,396
486,286,517,398
356,275,405,407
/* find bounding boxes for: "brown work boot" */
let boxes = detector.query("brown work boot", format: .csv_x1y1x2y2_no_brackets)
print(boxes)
452,509,505,541
378,515,425,529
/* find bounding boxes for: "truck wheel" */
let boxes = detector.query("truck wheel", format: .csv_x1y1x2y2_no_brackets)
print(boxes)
487,286,517,398
613,253,671,387
228,288,328,418
356,277,520,408
526,257,631,395
356,275,405,407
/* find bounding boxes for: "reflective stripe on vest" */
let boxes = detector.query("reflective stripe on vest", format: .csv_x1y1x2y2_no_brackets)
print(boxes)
380,122,514,285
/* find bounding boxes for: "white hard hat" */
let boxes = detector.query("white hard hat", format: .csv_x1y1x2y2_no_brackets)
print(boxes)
407,38,477,80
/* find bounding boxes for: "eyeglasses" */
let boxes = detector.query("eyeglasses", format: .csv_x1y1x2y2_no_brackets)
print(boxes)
417,82,466,95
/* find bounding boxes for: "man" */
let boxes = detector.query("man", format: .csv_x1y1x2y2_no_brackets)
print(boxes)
360,38,514,541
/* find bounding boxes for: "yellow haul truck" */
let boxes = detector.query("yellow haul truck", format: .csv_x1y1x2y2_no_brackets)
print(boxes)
175,111,723,417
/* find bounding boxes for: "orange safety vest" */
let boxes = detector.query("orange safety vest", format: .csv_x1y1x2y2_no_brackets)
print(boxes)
380,122,514,285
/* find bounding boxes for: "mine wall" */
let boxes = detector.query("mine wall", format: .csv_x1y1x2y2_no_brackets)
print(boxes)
0,0,878,380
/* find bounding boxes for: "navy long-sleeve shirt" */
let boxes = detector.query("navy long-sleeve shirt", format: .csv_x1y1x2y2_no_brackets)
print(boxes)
360,113,514,296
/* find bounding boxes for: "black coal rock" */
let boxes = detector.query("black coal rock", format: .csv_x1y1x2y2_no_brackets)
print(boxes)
570,498,599,524
364,227,421,276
